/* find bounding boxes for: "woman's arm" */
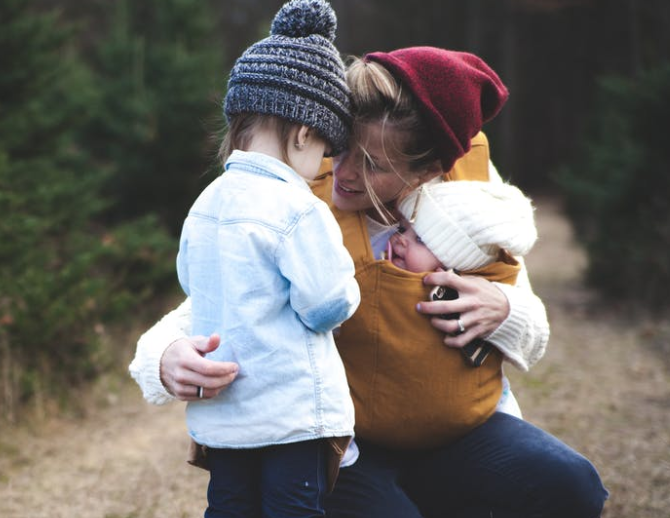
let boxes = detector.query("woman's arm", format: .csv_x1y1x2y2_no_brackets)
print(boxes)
417,262,549,372
417,158,549,370
487,257,549,370
481,161,549,369
128,297,239,403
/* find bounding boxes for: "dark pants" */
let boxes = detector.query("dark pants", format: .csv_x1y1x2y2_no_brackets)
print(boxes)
325,412,609,518
205,439,327,518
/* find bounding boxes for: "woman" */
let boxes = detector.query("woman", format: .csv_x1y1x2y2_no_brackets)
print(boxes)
130,47,608,517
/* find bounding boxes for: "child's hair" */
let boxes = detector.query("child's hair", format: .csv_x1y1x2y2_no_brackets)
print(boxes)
219,114,295,166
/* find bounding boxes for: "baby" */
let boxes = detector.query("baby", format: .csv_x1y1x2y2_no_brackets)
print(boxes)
388,179,537,414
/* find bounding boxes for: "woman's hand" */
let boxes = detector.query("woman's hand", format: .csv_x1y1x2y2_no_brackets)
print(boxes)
160,334,239,400
416,269,510,348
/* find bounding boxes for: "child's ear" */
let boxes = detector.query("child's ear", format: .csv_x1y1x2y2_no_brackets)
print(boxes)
295,125,311,149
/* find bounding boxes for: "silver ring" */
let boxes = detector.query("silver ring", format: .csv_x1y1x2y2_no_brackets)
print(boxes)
197,386,204,399
457,319,466,334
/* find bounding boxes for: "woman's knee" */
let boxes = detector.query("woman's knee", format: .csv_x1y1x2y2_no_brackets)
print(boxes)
541,451,609,517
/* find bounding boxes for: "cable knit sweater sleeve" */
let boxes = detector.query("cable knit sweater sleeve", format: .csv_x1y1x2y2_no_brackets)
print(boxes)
484,161,549,371
487,257,549,371
128,297,192,405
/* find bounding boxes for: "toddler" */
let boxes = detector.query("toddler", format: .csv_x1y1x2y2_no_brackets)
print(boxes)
176,1,360,516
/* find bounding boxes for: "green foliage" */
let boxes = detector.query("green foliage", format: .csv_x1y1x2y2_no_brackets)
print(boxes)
0,0,180,418
555,63,670,311
96,214,178,317
0,0,107,404
82,0,224,234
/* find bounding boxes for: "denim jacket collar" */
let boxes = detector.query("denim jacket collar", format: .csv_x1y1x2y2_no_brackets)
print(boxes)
225,150,312,194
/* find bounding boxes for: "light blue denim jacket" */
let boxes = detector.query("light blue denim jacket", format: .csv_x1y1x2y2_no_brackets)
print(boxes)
177,150,360,448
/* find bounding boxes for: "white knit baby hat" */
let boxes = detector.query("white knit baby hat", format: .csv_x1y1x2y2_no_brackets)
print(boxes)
397,180,538,271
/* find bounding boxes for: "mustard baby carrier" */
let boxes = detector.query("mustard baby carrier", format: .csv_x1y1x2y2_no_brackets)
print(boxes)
312,133,520,449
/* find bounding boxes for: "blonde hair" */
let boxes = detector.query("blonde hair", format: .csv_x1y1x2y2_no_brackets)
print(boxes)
346,57,440,221
218,114,296,166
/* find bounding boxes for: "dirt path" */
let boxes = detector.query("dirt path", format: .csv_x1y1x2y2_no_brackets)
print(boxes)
0,382,207,518
1,199,669,517
508,199,670,518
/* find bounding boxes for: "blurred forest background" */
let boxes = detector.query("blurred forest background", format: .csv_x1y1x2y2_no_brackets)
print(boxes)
1,0,669,423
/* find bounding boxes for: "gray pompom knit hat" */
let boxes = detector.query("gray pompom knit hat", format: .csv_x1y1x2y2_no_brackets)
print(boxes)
398,181,537,271
224,0,352,155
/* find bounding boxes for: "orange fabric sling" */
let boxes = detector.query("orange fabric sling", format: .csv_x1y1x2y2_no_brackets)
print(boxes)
312,132,519,449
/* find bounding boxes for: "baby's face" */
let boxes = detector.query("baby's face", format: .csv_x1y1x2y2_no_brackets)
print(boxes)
388,216,443,273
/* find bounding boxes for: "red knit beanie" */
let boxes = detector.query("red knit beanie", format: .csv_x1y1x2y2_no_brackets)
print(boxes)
365,47,509,171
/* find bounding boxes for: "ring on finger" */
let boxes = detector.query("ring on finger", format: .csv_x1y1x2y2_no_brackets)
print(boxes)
457,318,466,334
196,386,204,399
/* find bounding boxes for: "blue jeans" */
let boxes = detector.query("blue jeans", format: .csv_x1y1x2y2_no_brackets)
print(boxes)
325,413,608,518
205,439,327,518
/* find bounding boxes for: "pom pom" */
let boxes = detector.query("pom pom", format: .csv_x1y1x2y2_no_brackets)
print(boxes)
271,0,337,41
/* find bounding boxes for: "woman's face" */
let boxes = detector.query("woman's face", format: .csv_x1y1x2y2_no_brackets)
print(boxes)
331,122,417,215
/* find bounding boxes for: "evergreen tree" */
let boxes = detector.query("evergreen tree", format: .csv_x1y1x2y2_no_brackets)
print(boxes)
556,64,670,311
0,0,177,419
83,0,224,234
0,0,108,414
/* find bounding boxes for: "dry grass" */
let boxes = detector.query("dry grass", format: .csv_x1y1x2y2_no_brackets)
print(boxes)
0,197,668,517
510,197,670,518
